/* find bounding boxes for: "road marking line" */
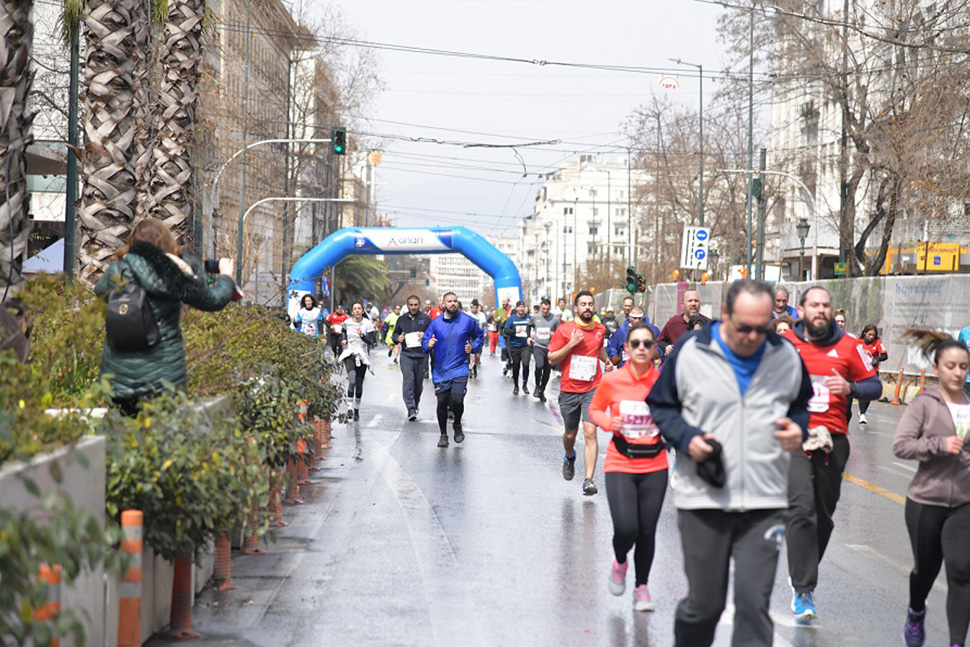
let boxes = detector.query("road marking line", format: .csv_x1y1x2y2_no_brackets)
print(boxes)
843,472,906,505
892,461,917,473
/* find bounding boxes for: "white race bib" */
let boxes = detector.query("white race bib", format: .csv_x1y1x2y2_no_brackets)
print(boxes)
947,402,970,439
809,375,830,413
619,400,658,439
621,349,630,363
333,324,342,334
568,355,597,382
536,328,552,341
515,323,529,338
405,331,423,349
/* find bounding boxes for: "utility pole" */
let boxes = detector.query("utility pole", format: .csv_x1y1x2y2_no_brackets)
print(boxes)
280,55,293,302
237,0,253,285
838,0,851,267
745,6,755,272
755,148,767,280
63,29,79,280
627,147,633,268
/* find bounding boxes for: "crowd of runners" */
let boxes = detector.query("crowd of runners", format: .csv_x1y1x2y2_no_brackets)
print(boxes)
290,280,970,647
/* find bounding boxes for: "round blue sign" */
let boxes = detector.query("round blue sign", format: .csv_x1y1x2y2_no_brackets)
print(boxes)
694,249,706,260
695,230,709,241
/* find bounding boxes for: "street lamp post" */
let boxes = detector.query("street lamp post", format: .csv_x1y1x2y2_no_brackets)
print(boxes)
209,137,332,255
796,218,810,281
670,58,704,227
236,196,353,286
709,248,720,281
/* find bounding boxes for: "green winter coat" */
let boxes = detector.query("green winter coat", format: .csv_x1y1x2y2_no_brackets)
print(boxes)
94,242,235,401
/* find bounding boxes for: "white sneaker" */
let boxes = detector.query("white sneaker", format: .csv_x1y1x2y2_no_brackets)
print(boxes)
609,559,627,596
859,413,868,425
633,584,655,611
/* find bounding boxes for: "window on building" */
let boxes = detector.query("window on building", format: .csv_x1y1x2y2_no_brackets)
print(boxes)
587,243,597,255
563,225,573,234
614,227,625,237
589,189,597,198
592,207,599,216
589,226,598,236
564,207,573,215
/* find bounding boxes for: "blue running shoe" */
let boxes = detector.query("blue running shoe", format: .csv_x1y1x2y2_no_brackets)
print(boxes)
791,590,816,622
903,607,926,647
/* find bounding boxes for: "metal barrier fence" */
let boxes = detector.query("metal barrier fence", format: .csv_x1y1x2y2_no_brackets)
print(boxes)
647,275,970,376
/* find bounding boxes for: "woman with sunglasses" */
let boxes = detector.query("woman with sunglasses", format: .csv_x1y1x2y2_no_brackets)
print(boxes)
589,322,668,611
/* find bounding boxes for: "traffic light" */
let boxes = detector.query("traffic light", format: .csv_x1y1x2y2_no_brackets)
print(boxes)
331,127,347,155
625,266,637,293
409,267,416,278
636,275,646,292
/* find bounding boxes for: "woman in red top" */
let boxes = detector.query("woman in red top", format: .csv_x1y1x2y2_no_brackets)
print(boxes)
859,323,888,424
589,322,668,612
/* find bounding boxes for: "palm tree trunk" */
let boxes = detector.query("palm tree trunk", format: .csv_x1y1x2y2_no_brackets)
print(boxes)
78,0,150,283
0,0,33,301
147,0,204,245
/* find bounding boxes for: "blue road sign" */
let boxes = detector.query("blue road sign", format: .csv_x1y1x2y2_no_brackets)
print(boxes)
695,249,706,260
696,230,709,241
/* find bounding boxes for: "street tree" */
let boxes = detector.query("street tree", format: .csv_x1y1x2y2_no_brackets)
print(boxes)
718,0,970,276
0,0,33,301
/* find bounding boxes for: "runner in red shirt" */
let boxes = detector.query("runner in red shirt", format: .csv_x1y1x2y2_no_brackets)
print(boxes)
589,322,667,611
327,305,349,357
548,290,611,496
781,286,882,623
858,323,888,424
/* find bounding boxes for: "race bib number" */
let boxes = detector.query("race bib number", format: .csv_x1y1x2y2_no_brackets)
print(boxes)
568,355,597,382
333,324,342,334
515,323,529,338
619,400,658,439
809,375,830,413
536,328,552,341
303,322,318,336
404,331,422,349
950,404,970,439
621,349,630,363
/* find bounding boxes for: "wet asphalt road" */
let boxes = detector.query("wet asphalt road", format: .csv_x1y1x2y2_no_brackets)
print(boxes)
151,350,948,647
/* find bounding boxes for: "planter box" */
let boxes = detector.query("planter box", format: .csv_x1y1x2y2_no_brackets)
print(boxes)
0,435,107,647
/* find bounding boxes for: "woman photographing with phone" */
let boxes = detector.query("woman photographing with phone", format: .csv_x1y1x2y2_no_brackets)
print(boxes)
893,329,970,647
589,322,667,612
339,302,376,421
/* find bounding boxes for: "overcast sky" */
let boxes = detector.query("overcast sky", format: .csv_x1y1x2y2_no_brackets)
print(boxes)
322,0,731,237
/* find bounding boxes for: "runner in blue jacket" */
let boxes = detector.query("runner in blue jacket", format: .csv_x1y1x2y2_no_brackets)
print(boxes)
422,292,485,448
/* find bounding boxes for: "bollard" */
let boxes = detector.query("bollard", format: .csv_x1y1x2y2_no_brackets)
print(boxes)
214,533,236,590
35,564,62,647
917,368,927,396
313,419,324,464
169,555,200,638
297,439,312,486
891,366,904,405
322,418,333,451
118,510,143,647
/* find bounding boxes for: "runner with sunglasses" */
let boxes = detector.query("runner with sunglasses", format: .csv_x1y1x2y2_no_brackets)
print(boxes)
607,307,646,368
590,322,667,611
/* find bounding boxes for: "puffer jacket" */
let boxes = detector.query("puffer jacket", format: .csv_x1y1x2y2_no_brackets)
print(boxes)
94,242,235,401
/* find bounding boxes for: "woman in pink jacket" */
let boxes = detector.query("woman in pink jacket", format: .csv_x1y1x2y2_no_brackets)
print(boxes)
893,329,970,647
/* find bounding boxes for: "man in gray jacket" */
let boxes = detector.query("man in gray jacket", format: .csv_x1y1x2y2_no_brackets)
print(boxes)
648,279,812,647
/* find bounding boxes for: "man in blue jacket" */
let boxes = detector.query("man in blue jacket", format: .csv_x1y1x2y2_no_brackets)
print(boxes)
503,300,533,395
423,292,485,448
607,306,647,367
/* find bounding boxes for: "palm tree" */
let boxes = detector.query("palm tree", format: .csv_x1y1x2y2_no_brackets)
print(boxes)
146,0,204,245
0,0,33,302
76,0,151,283
333,256,391,305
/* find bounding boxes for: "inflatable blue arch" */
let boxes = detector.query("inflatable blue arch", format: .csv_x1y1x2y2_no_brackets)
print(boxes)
287,226,522,307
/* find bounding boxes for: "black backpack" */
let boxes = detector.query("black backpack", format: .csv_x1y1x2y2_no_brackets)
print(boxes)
106,280,160,352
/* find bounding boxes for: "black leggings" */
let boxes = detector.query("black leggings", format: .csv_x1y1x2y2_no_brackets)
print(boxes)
605,469,668,586
344,358,367,401
509,346,531,387
533,346,551,392
905,498,970,645
858,398,872,414
436,391,465,433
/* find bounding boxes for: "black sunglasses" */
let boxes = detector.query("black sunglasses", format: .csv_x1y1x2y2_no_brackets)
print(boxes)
628,339,655,349
734,323,772,335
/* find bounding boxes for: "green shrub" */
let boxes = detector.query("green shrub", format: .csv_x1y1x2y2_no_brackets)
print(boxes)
0,490,119,647
102,391,267,561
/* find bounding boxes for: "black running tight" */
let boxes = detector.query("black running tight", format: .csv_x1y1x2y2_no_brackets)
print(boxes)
509,346,531,387
605,470,668,586
436,391,465,433
344,358,367,400
905,498,970,645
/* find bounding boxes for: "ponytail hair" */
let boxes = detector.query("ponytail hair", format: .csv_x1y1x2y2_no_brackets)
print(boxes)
902,328,969,364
